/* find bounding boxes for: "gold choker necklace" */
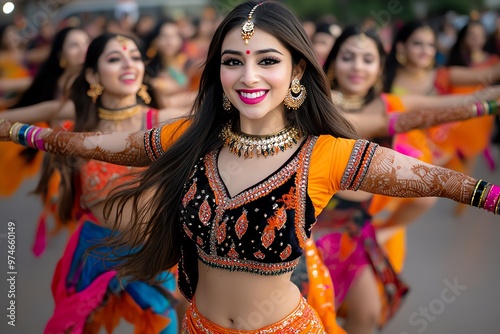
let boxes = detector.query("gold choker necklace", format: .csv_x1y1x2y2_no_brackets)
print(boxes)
97,104,142,123
331,92,365,112
221,123,301,159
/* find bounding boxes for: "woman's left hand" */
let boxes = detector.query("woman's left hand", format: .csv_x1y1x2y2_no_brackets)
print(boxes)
0,119,12,141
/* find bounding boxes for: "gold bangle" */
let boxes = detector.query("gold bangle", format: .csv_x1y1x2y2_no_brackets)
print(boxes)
470,179,483,206
471,103,478,117
479,183,491,208
9,122,22,143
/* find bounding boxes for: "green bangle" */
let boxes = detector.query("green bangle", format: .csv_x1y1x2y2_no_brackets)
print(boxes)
488,100,497,115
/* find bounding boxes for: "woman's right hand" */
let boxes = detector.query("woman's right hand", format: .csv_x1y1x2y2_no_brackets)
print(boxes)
0,119,12,141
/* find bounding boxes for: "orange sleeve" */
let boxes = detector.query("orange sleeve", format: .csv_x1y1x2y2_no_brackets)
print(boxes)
160,118,192,151
308,135,357,216
381,93,406,113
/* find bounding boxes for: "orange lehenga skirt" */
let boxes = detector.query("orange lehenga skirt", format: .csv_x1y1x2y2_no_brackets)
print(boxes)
182,296,325,334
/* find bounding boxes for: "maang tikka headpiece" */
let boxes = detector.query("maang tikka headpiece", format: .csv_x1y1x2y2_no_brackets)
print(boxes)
241,3,262,45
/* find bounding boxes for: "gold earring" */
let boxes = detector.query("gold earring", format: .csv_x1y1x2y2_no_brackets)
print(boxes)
396,52,407,66
374,78,383,93
59,58,67,69
87,83,103,103
222,93,232,112
283,78,307,110
138,84,151,104
427,57,436,70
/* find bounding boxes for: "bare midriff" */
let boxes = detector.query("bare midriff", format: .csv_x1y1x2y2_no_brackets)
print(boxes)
194,261,301,330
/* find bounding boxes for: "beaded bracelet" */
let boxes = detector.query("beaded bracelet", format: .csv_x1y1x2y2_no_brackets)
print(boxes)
470,180,489,207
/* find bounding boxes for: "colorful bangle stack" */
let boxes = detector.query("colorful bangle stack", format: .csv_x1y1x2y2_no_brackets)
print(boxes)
9,122,48,151
471,99,499,117
471,180,500,215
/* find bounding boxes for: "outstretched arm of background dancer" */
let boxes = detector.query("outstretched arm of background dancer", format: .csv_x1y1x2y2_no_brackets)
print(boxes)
400,85,500,112
388,97,500,135
0,77,32,94
0,100,75,123
448,64,500,87
345,96,500,139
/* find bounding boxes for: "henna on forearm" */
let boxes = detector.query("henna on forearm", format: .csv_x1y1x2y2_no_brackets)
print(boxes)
39,129,151,167
392,107,470,134
358,146,477,204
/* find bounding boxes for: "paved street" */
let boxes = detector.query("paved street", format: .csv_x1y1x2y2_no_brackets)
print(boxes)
1,146,500,334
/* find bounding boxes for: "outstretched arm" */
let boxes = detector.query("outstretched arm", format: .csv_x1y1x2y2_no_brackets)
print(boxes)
387,97,499,136
347,96,499,138
355,145,496,213
0,77,32,93
449,64,500,87
0,120,151,166
0,100,75,123
0,118,190,167
401,85,500,112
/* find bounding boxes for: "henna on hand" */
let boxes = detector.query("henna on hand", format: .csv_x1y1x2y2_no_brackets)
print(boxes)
358,146,476,204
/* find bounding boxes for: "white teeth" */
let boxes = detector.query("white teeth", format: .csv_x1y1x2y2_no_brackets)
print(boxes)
240,91,265,99
121,74,135,80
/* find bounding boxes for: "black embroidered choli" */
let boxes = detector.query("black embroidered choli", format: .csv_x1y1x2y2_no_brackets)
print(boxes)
173,136,377,300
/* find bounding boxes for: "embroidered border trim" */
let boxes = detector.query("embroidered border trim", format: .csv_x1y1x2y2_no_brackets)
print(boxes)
144,127,165,162
294,136,317,249
197,247,299,276
340,139,378,191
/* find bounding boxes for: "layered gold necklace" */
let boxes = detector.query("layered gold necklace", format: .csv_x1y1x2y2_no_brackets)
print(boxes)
221,123,301,159
331,91,365,112
97,104,142,124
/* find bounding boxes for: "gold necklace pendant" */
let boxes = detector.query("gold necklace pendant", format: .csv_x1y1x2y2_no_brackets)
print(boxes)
220,123,301,159
97,105,142,125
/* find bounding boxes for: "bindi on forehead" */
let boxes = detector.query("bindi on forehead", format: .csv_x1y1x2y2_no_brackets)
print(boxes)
246,50,250,54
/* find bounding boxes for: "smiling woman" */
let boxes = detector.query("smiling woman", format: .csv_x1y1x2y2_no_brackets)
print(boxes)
0,33,179,334
0,1,499,334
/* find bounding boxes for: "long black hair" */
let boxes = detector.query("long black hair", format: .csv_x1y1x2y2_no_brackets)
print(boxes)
383,21,435,92
324,25,387,105
104,0,358,282
144,17,179,79
447,20,485,67
12,27,86,109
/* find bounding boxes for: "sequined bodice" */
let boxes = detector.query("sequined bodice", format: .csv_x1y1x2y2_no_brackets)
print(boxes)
179,137,317,278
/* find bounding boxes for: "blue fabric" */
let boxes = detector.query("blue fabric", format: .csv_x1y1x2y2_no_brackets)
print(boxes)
67,221,178,333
